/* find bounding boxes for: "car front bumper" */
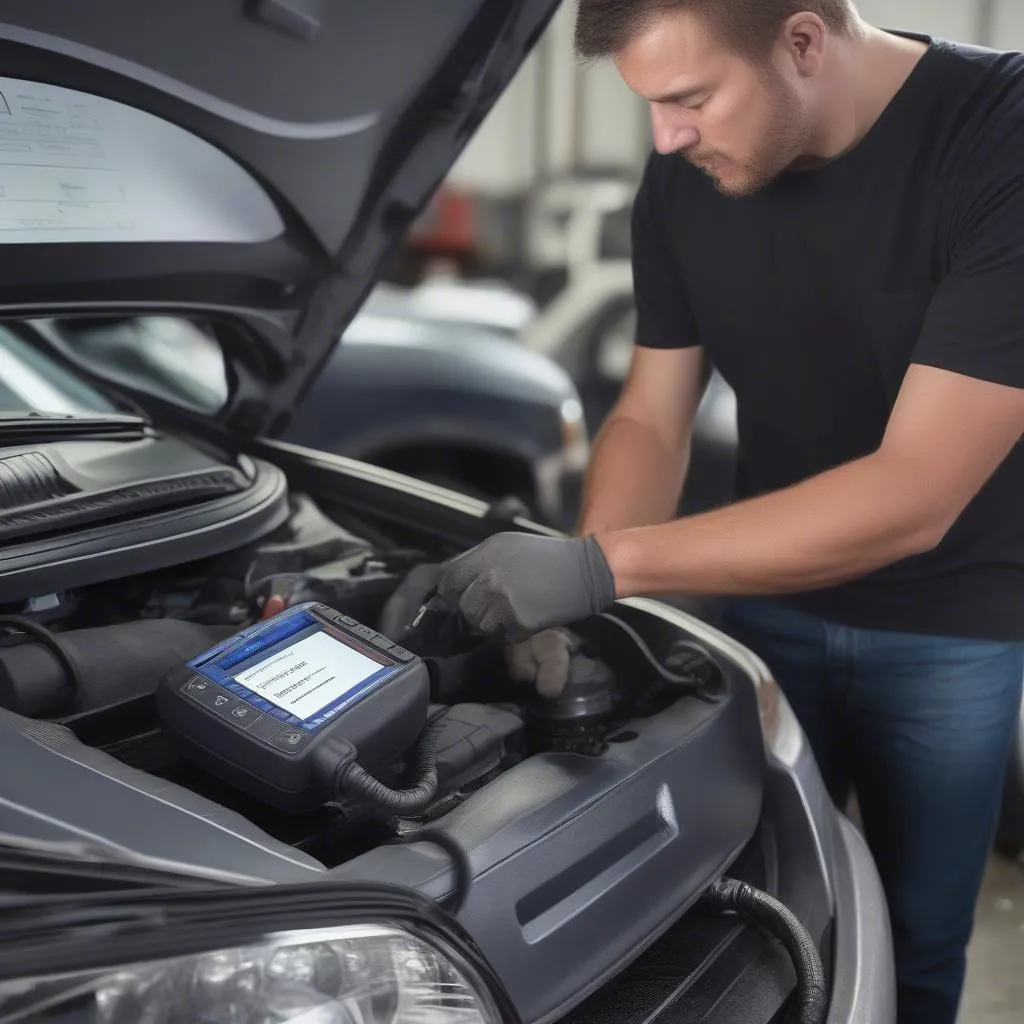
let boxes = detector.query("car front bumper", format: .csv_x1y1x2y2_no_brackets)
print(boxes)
615,598,897,1024
829,813,897,1023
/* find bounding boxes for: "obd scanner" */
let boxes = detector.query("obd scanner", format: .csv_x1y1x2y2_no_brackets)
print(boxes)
156,603,430,813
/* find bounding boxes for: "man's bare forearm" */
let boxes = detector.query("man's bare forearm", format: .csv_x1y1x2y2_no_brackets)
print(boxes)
597,450,945,598
576,413,689,535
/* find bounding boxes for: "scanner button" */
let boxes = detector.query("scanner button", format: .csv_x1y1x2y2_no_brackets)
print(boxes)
182,677,211,698
225,703,263,729
186,680,234,710
210,693,242,718
271,726,311,753
351,624,376,639
390,646,414,662
370,634,394,651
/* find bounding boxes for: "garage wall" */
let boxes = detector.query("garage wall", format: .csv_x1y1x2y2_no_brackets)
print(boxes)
993,0,1024,49
449,0,1023,196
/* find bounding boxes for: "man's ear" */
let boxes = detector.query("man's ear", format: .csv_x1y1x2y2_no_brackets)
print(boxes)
778,13,828,78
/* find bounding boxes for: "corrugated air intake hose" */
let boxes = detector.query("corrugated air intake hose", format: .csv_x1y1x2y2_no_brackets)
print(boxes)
698,876,828,1024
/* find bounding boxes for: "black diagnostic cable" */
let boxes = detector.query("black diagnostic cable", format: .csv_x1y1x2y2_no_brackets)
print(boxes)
314,707,474,916
397,827,473,917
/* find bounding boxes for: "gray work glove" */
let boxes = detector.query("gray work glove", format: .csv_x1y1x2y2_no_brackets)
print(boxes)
437,532,617,640
506,628,582,699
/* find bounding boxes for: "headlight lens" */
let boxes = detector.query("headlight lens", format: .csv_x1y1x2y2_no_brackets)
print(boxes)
1,923,499,1024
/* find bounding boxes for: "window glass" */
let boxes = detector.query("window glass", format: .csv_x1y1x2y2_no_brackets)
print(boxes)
38,316,229,414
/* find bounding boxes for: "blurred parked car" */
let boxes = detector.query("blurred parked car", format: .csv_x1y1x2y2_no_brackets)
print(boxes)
31,284,588,532
386,196,738,518
516,173,637,305
400,274,539,339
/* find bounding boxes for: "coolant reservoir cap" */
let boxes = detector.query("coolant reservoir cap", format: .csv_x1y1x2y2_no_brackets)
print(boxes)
531,654,616,722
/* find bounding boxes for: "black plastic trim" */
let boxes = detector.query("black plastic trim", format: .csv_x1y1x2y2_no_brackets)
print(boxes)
0,457,289,603
0,468,249,541
327,653,765,1024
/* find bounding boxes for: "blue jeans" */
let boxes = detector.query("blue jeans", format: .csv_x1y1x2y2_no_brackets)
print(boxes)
721,598,1024,1024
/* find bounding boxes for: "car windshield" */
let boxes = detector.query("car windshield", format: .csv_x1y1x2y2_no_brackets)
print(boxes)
0,326,119,416
34,317,230,415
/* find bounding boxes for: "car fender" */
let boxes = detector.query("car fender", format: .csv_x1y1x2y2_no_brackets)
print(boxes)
284,318,576,466
328,414,547,470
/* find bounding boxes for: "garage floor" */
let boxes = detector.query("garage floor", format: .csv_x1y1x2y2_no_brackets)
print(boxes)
960,853,1024,1023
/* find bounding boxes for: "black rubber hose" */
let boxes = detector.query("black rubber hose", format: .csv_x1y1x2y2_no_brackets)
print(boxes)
0,615,82,715
698,876,828,1024
589,612,720,699
397,827,473,917
333,714,447,815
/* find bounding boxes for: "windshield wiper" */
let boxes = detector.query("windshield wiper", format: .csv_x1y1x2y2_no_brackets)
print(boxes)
0,412,148,445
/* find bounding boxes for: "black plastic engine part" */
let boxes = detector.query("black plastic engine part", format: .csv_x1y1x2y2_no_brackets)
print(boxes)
528,652,618,755
421,645,511,705
0,618,234,718
331,643,766,1024
0,439,250,542
0,452,289,606
220,493,373,580
322,704,524,837
432,702,524,791
378,565,476,658
248,569,403,626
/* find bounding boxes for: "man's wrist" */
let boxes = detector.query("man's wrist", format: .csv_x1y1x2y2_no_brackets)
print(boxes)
576,511,613,537
592,529,643,599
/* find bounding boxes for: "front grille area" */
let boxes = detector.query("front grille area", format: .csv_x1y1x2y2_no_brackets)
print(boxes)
558,915,796,1024
558,834,800,1024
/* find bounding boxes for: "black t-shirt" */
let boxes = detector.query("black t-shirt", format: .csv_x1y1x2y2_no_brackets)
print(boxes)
632,35,1024,640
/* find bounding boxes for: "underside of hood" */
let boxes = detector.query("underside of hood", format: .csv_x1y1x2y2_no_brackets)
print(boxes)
0,0,560,437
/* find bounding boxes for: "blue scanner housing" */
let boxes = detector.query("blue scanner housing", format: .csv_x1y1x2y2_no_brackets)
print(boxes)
156,602,430,812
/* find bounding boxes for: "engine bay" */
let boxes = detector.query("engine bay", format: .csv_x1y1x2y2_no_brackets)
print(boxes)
0,490,734,871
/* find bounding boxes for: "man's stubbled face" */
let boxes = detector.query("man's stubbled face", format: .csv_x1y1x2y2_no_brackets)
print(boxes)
615,11,817,196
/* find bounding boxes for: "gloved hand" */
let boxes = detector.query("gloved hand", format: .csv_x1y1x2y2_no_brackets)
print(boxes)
506,628,582,699
437,532,617,640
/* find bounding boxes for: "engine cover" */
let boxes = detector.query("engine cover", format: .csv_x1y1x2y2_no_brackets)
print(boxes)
329,649,765,1024
0,436,289,603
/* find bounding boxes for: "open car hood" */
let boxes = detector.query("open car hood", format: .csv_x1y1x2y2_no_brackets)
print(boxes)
0,0,559,437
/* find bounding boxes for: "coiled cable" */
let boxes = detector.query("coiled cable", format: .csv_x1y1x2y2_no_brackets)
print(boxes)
330,711,449,816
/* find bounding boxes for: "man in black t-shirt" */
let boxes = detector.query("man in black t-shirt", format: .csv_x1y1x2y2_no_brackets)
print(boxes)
437,5,1024,1021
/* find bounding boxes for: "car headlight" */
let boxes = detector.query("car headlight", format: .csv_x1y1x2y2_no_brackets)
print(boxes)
0,922,501,1024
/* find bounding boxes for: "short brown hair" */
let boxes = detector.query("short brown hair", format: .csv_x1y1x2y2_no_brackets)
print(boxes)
574,0,857,61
